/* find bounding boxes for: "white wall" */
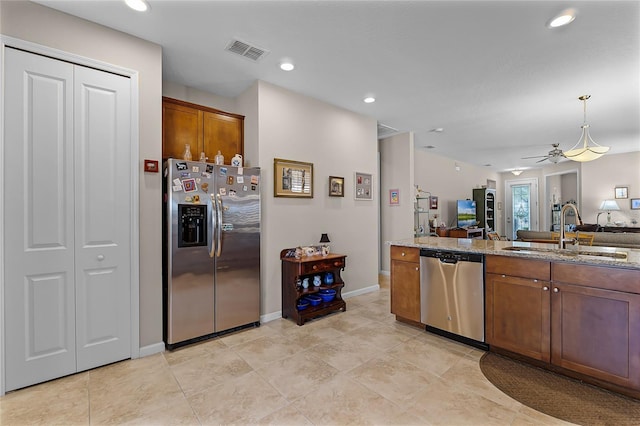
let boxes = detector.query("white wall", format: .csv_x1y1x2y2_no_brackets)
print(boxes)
163,80,236,113
413,149,500,231
256,81,379,316
379,132,415,273
1,1,163,349
497,152,640,232
582,152,640,226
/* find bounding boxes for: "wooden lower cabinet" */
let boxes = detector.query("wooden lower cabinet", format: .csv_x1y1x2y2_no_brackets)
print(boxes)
487,255,640,394
551,264,640,390
486,273,550,362
390,246,421,323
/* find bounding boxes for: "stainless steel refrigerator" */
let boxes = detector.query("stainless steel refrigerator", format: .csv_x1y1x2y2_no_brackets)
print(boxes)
163,159,261,349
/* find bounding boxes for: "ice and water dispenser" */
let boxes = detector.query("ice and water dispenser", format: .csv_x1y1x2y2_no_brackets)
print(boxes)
178,204,207,247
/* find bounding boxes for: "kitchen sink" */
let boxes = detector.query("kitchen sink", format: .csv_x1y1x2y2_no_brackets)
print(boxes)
502,246,628,261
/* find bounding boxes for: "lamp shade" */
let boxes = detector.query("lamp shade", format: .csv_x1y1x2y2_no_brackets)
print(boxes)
319,233,330,243
565,96,609,162
599,200,620,211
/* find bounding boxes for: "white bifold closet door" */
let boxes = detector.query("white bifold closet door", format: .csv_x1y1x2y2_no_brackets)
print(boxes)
3,47,131,391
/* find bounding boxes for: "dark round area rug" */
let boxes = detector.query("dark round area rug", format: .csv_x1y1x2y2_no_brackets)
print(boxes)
479,352,640,426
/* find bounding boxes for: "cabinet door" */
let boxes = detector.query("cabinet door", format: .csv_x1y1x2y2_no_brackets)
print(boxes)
486,273,551,362
162,101,203,159
551,283,640,389
203,111,243,164
390,260,421,322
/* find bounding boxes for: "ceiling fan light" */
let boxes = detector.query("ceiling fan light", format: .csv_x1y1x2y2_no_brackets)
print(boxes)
548,155,560,164
511,169,523,176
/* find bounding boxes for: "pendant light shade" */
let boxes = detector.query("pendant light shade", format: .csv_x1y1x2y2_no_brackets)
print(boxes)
564,95,609,162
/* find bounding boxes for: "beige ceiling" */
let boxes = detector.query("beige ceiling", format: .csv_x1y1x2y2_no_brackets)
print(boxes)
34,0,640,172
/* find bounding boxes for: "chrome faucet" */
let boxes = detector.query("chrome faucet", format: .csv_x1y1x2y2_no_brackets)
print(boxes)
559,203,580,249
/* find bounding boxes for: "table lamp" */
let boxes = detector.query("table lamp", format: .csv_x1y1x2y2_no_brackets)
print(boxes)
599,200,620,225
319,233,330,256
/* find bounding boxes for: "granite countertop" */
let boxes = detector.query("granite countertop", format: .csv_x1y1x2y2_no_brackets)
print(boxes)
389,236,640,270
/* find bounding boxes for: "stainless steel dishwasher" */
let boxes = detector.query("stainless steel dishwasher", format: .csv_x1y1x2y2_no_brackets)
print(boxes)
420,248,486,348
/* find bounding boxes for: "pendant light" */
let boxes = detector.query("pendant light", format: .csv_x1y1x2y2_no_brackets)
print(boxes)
564,95,609,162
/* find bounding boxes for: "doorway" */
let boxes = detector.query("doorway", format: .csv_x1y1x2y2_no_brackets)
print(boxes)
544,170,579,231
505,178,539,240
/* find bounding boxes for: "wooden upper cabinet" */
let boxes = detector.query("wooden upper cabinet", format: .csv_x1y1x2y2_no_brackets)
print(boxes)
162,97,244,163
202,111,243,164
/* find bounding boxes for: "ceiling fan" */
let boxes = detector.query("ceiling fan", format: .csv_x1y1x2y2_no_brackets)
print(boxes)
521,143,565,163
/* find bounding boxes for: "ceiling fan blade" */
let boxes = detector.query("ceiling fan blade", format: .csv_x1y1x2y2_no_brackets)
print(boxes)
521,155,547,159
536,157,549,163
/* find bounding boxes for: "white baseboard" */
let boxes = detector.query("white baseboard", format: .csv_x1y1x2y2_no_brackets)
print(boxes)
343,284,380,299
139,342,165,357
261,311,283,324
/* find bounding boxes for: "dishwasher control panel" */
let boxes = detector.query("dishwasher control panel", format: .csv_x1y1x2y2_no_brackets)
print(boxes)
419,248,483,263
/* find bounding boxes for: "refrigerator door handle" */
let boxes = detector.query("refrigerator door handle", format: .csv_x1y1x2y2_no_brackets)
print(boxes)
208,197,216,258
216,193,223,257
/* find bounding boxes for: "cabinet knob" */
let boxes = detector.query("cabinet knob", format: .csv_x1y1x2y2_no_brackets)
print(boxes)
542,286,549,291
501,274,506,278
533,279,538,283
415,267,419,271
97,254,105,261
334,262,340,266
401,252,406,256
553,288,559,293
312,265,318,270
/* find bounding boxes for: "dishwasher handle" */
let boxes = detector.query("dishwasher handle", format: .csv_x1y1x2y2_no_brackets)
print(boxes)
440,258,458,264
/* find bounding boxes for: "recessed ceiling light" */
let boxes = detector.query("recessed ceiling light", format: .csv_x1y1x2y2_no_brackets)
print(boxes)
124,0,149,12
547,8,576,28
280,62,294,71
363,97,376,104
429,128,444,133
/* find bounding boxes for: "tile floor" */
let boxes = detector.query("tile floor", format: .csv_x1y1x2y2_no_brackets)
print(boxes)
0,276,575,425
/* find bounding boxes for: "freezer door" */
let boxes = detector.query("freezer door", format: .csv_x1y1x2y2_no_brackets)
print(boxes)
213,165,261,331
165,160,215,344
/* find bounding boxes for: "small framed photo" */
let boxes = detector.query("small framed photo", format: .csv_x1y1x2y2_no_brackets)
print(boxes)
329,176,344,197
631,198,640,210
274,158,313,198
389,189,399,205
429,196,438,210
615,187,628,199
355,172,373,200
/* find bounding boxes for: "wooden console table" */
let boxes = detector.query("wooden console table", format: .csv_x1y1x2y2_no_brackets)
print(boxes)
449,228,484,239
280,250,347,325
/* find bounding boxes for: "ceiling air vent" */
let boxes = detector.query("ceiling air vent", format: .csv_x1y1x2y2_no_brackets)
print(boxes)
377,123,399,138
225,39,269,62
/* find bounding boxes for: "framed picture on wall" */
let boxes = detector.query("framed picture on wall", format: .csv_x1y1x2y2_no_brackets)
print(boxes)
389,189,399,205
329,176,344,197
274,158,313,198
615,186,628,199
429,196,438,210
631,198,640,210
355,172,373,200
